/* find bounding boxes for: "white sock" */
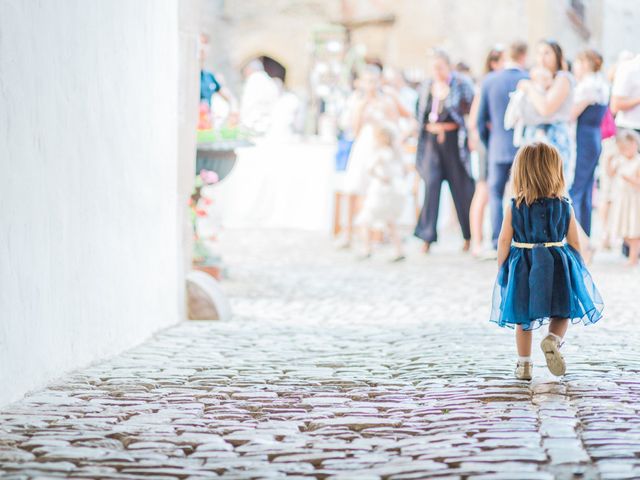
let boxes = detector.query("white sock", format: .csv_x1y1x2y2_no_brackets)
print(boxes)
518,356,532,363
548,332,563,342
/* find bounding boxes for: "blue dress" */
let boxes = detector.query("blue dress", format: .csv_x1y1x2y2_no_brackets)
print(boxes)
490,197,603,330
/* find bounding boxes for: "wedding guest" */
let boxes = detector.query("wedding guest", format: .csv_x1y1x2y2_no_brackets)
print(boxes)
608,130,640,265
517,40,575,176
598,52,633,249
468,46,505,256
569,49,609,236
198,34,238,127
240,60,280,134
611,52,640,135
477,41,529,250
415,49,475,253
340,65,403,248
504,66,554,145
357,124,406,262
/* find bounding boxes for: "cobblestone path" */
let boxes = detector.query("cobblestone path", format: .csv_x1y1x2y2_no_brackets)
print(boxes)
1,231,640,479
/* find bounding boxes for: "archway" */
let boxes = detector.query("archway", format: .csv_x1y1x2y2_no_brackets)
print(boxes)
242,55,287,84
258,55,287,83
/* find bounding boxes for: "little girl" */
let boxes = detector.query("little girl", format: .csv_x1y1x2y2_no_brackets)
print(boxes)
490,142,603,380
609,130,640,265
357,123,406,262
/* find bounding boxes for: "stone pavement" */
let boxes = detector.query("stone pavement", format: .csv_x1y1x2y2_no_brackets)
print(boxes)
1,230,640,479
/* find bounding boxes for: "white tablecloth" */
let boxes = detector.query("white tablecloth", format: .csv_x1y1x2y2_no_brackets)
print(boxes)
209,139,336,232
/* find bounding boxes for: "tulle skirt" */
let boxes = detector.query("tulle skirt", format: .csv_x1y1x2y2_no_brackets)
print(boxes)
490,245,603,330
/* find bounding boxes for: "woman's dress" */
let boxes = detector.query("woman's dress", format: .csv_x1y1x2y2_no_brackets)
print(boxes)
344,100,388,195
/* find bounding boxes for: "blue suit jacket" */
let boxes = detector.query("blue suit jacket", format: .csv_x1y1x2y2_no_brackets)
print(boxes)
477,68,529,165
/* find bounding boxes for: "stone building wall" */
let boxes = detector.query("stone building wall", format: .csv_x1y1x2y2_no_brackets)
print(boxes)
208,0,636,91
599,0,640,66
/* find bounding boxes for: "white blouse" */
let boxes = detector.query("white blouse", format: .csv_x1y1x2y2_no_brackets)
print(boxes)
574,73,610,106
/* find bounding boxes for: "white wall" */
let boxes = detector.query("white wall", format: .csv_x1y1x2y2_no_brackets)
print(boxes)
0,0,184,405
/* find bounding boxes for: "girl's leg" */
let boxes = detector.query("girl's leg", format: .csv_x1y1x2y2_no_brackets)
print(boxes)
515,325,534,380
549,317,569,339
470,181,489,256
346,194,360,246
387,221,404,258
363,226,373,256
515,325,532,357
626,238,640,266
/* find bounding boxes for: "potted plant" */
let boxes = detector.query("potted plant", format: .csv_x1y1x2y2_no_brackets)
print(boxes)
196,109,253,181
190,169,223,279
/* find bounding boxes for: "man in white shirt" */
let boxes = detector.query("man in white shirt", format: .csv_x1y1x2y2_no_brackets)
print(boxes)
611,53,640,132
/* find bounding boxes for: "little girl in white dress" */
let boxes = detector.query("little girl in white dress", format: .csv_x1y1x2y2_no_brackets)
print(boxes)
609,130,640,265
357,124,406,261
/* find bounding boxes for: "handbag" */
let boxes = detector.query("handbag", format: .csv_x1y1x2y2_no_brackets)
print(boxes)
600,107,616,139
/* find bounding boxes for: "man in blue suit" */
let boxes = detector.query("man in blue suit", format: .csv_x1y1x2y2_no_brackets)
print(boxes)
477,41,529,249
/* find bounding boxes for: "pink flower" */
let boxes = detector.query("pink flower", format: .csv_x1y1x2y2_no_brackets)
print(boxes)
199,169,219,185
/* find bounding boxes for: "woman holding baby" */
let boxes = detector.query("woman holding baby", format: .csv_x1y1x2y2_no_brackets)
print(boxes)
516,41,604,257
516,40,575,177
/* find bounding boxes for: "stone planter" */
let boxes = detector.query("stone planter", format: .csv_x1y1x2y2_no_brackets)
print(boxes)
196,139,252,182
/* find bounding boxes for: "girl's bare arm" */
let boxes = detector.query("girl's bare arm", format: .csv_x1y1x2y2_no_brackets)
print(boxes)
497,204,514,267
570,99,590,121
566,209,582,253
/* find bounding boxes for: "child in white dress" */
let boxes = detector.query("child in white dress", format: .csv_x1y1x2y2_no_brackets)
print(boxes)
357,124,406,261
608,130,640,266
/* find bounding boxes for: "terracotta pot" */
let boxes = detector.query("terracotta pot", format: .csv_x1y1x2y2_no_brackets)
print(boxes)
192,263,222,280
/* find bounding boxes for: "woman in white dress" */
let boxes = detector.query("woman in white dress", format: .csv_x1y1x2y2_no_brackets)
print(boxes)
341,65,408,247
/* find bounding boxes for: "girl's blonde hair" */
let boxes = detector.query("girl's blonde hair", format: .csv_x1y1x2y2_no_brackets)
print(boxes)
512,142,565,207
615,128,640,149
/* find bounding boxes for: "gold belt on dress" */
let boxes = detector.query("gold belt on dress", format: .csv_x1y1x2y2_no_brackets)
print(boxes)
512,241,565,249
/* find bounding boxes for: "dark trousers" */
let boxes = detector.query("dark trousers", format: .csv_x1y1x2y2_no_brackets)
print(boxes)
488,162,512,249
415,135,475,243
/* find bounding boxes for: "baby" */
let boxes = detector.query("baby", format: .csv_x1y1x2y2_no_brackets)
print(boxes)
530,66,553,89
504,67,553,146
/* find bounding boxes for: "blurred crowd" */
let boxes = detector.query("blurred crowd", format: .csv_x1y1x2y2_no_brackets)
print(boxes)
198,34,304,138
334,41,640,266
199,32,640,266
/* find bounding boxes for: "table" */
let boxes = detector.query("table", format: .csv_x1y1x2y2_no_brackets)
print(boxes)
208,139,336,232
